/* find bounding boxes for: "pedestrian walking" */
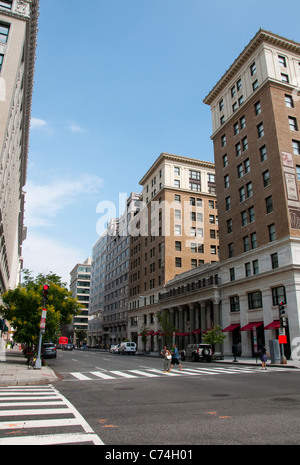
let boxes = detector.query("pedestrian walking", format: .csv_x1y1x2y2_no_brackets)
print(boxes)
170,343,183,372
259,345,270,370
161,346,172,373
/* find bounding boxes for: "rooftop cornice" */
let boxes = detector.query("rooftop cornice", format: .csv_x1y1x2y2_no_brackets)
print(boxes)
139,152,215,186
203,28,300,106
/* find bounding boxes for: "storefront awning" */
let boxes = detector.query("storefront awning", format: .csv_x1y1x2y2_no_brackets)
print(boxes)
152,330,162,336
264,320,280,330
176,332,190,336
222,324,240,332
240,322,263,331
191,328,202,334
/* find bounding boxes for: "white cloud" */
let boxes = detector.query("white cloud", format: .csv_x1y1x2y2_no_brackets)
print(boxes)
22,233,88,286
30,118,48,130
69,123,86,133
24,173,104,228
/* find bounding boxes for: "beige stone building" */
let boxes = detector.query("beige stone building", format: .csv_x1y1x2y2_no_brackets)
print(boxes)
203,29,300,358
0,0,38,291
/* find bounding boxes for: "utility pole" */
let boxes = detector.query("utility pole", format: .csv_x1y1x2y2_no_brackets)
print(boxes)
35,284,49,369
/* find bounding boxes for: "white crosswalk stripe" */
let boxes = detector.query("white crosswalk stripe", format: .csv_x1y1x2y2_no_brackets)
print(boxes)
63,365,289,382
0,385,104,445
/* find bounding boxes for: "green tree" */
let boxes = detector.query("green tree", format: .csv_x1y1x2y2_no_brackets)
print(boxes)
0,270,80,348
156,310,177,347
203,325,226,346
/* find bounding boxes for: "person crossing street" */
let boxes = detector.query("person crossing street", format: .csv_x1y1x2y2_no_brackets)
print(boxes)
170,343,183,372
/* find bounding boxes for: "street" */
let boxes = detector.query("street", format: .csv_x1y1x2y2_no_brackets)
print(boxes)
1,349,300,446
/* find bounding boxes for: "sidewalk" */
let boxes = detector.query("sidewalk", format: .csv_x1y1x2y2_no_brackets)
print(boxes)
216,355,300,369
0,347,59,387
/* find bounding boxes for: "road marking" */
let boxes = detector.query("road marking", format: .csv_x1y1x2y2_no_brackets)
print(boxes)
89,371,115,380
0,432,103,445
70,372,92,381
128,370,160,377
110,371,138,378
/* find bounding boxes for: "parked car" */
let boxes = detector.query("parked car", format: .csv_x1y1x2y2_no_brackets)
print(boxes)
62,343,74,351
42,343,57,359
119,342,136,355
109,344,120,353
181,343,212,362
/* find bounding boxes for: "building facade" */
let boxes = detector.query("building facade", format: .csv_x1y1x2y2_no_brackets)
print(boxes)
127,153,219,350
203,29,300,359
0,0,38,291
68,258,91,346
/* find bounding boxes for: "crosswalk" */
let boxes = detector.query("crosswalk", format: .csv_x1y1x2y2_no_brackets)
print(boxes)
0,385,104,445
64,364,288,382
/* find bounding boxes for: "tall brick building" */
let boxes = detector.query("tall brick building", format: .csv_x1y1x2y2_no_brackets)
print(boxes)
204,29,300,358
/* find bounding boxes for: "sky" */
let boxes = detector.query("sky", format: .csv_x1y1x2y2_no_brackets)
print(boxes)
22,0,300,286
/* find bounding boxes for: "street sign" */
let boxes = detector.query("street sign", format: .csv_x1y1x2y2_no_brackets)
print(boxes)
278,335,287,344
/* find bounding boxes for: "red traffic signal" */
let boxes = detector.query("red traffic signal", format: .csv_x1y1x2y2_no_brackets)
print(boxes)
43,284,49,291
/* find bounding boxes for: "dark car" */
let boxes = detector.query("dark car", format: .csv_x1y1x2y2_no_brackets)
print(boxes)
181,343,212,362
42,343,57,359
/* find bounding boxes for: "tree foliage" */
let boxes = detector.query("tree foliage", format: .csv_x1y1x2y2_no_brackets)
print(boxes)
0,270,80,348
202,325,227,346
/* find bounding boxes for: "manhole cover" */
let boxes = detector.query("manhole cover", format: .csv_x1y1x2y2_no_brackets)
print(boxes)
211,394,229,397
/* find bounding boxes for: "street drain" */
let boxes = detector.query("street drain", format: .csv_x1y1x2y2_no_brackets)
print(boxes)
211,394,229,397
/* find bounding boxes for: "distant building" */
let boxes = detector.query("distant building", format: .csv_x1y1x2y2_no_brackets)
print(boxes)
68,258,91,346
0,0,39,291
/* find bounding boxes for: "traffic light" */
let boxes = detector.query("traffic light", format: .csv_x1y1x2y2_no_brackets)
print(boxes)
278,301,287,327
42,284,49,307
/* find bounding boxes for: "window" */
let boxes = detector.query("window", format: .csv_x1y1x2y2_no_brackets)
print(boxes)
174,167,180,176
237,163,243,178
266,196,273,213
0,22,9,44
238,95,244,106
250,62,256,76
262,170,270,187
246,182,253,198
174,179,180,188
175,241,181,251
227,218,233,233
191,259,197,268
175,257,182,268
219,99,224,111
289,116,298,131
235,142,241,157
234,122,239,135
191,243,197,253
190,182,201,192
248,206,255,223
244,158,250,174
230,268,235,281
242,136,248,151
231,85,236,98
240,116,246,129
255,101,261,115
221,134,226,147
253,260,259,275
230,296,240,312
243,236,249,252
223,154,228,167
281,73,289,83
297,165,300,181
225,196,231,211
271,253,278,269
292,140,300,155
278,55,287,67
260,145,267,162
175,209,181,219
248,291,262,310
174,194,181,203
241,211,247,226
189,170,201,180
239,187,245,202
0,53,3,71
272,286,286,306
268,224,276,242
252,80,258,91
250,232,257,249
237,78,242,91
174,225,181,236
245,262,251,277
285,94,294,108
211,245,217,255
228,242,234,258
257,122,264,138
224,174,229,188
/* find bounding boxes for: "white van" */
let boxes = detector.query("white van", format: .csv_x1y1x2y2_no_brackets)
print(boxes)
119,342,136,355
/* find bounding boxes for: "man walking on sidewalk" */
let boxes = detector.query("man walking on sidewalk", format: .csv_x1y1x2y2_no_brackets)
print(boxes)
170,343,183,372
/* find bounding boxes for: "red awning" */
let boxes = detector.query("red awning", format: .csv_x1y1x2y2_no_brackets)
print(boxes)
264,320,280,330
146,331,155,336
192,328,202,334
240,322,263,331
176,332,190,336
152,330,162,336
222,324,240,332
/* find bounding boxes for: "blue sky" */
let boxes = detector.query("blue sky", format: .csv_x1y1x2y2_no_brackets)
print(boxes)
22,0,300,285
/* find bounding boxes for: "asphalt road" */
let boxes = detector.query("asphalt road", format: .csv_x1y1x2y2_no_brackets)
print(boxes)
46,349,300,446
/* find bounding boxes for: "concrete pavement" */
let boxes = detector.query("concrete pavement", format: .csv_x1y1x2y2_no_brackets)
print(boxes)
0,346,58,387
0,346,299,387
